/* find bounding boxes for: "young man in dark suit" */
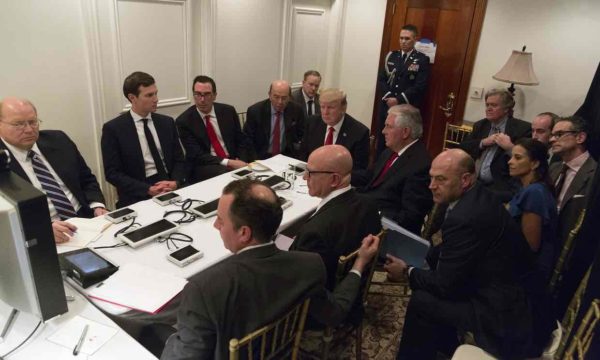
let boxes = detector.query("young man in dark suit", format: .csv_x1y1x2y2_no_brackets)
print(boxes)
161,178,380,360
376,24,430,156
385,149,533,360
291,70,321,118
460,88,531,202
355,104,432,235
0,97,107,243
101,72,187,208
243,80,305,160
176,75,250,182
290,145,381,290
301,88,370,179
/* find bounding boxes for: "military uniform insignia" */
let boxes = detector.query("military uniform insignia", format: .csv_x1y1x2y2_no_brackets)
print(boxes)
408,64,420,72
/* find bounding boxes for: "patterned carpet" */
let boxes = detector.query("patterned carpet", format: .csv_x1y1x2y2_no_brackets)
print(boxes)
300,272,411,359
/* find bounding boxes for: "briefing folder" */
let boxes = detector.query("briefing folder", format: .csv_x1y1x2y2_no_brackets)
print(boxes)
381,217,431,268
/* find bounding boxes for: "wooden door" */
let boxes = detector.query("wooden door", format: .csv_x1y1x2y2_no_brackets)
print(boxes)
373,0,487,156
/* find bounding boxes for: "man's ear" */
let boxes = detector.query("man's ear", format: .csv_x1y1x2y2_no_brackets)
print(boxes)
127,93,136,103
238,225,252,244
576,131,587,145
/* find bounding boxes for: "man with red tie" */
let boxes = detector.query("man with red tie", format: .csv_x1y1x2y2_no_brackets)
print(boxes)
355,104,432,234
301,88,370,180
176,75,251,182
243,80,305,160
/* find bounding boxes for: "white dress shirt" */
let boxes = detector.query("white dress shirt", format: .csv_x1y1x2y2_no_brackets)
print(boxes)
322,116,346,145
197,107,230,166
130,110,166,178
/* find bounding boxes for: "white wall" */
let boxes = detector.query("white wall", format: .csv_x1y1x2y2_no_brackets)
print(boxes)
464,0,600,123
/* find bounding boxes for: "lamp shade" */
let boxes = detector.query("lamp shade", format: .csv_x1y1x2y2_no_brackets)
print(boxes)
493,50,539,86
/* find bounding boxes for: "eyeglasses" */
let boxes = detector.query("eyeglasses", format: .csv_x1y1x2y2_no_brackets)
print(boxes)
193,91,213,98
550,130,578,139
303,170,336,178
1,119,42,130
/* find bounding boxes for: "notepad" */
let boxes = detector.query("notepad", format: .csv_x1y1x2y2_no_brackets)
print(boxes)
87,263,187,314
381,217,431,267
61,217,112,248
46,315,118,356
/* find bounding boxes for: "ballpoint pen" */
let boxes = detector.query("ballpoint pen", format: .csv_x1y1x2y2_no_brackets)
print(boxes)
72,324,89,356
0,309,18,340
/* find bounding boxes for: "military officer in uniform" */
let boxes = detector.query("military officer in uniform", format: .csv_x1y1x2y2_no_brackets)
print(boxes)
376,24,430,156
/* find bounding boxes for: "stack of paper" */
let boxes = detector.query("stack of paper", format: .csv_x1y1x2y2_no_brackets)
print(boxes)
61,217,112,248
87,263,187,314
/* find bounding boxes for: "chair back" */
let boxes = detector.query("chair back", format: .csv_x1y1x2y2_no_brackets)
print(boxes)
443,123,473,150
563,297,600,360
549,209,587,294
557,266,592,359
229,298,311,360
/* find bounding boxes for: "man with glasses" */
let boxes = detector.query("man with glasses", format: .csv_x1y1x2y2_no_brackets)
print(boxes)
243,80,305,160
0,97,107,243
290,145,381,290
176,75,251,182
460,88,531,202
101,71,187,208
355,104,432,235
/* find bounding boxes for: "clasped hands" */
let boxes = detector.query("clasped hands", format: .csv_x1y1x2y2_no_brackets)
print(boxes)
481,133,514,151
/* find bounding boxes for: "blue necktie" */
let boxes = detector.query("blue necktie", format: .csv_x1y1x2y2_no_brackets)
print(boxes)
28,150,77,220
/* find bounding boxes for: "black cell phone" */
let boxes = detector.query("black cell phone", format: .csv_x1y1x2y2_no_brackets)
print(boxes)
118,219,179,248
191,199,220,218
104,207,136,223
232,168,253,179
262,175,286,188
153,192,181,206
167,245,203,267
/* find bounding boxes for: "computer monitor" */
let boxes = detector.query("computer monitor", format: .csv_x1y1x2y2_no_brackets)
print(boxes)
0,169,68,322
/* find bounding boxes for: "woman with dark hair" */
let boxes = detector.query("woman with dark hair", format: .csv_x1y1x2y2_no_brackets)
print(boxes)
508,138,558,356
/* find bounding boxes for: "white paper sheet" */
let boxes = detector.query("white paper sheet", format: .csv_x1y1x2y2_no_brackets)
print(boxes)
59,217,113,248
46,315,117,356
87,262,187,314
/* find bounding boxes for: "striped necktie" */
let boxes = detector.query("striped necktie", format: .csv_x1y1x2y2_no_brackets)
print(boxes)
28,150,77,220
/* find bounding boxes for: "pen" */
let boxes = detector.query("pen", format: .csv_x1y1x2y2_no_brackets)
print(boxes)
0,309,18,340
73,324,89,356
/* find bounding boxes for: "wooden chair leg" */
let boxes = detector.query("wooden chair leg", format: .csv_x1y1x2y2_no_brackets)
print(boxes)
356,323,363,360
321,327,332,359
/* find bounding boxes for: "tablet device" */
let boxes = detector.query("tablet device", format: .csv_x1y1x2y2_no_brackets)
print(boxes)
190,199,219,218
261,175,287,189
117,219,179,248
104,207,136,223
167,245,203,267
59,248,119,288
153,192,181,206
231,168,253,179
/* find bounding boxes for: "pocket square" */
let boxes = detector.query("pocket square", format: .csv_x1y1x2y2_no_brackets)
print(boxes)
573,194,585,198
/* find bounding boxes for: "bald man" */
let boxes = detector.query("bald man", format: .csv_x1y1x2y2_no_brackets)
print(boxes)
290,145,381,290
386,149,532,360
243,80,305,160
0,97,107,244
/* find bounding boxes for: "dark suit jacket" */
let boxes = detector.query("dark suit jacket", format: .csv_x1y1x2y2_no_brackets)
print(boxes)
0,130,105,217
301,114,369,171
291,88,320,118
160,244,361,360
461,116,532,202
377,50,430,108
101,112,187,208
409,184,532,358
356,141,432,234
290,189,381,290
176,103,251,164
243,99,305,160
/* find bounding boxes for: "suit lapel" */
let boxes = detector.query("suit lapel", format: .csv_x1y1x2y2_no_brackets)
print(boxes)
192,108,211,147
214,104,232,151
261,101,272,144
562,157,596,206
305,190,353,223
368,149,394,187
124,113,147,176
0,141,29,181
335,116,350,146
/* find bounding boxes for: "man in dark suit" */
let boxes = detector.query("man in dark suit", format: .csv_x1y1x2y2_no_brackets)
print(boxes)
160,178,380,360
101,72,187,208
355,104,432,235
460,88,531,202
549,115,597,317
176,75,250,182
385,149,533,360
291,70,321,118
301,88,369,178
376,24,430,156
243,80,305,160
290,145,381,290
0,97,107,243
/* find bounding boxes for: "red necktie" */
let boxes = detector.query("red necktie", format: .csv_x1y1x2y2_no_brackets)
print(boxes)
324,126,334,145
272,112,281,155
372,152,399,187
204,115,228,158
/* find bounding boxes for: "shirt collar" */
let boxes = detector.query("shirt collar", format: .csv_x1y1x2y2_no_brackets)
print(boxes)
396,138,419,157
196,107,216,119
236,241,274,255
302,89,315,102
130,109,153,122
328,115,345,134
565,151,590,171
1,138,41,162
316,185,352,212
491,116,508,132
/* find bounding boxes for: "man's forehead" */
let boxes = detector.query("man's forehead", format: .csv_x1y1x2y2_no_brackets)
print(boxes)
553,121,572,130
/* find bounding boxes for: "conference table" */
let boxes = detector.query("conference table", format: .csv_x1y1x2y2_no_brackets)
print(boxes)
59,154,320,315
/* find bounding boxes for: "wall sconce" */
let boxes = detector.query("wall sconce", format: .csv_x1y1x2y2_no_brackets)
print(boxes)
493,46,539,96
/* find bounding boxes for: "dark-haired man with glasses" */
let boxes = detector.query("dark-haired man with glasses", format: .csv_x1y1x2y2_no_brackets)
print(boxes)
176,75,251,182
0,97,107,243
290,145,381,290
